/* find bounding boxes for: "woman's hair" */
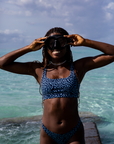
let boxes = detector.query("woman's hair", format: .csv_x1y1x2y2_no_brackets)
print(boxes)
41,27,73,68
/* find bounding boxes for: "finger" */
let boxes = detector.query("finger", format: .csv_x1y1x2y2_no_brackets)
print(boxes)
64,34,75,38
64,35,74,39
38,37,47,41
36,43,44,49
38,41,45,44
41,37,47,40
64,35,69,37
67,42,75,46
34,43,45,50
34,39,45,44
64,35,75,43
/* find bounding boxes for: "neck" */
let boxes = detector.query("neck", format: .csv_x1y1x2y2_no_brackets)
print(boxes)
50,59,67,66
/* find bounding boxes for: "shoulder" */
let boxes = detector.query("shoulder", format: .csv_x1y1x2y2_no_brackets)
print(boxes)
28,61,43,71
31,61,44,68
73,57,93,82
28,61,44,80
73,58,86,70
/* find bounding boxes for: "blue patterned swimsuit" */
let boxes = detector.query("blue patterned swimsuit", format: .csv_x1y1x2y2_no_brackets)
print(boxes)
41,63,82,144
41,63,80,100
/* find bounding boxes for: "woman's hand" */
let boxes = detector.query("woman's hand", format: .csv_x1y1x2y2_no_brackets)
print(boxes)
65,34,85,46
29,37,47,51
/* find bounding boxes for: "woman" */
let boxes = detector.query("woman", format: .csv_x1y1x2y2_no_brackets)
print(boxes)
0,27,114,144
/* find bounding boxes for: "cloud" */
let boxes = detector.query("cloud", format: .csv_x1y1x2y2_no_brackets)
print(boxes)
4,0,85,30
7,0,55,12
0,29,21,35
0,29,34,49
105,12,113,20
8,0,33,6
1,0,114,46
103,2,114,21
5,0,104,33
0,7,31,16
0,29,23,43
106,2,114,10
6,0,85,18
4,0,102,25
4,0,111,24
26,21,37,25
25,10,32,16
65,23,73,26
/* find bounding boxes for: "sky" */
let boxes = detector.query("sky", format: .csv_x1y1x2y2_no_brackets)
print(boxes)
0,0,114,49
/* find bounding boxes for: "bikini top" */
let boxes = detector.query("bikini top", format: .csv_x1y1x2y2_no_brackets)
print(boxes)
41,63,80,101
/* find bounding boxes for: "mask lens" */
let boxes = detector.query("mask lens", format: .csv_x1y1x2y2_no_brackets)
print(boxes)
48,38,55,49
58,37,67,47
45,35,69,50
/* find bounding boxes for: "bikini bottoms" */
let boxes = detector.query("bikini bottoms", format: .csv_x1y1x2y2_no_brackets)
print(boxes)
42,119,82,144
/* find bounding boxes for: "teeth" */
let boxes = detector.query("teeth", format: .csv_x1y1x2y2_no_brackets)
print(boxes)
53,51,60,54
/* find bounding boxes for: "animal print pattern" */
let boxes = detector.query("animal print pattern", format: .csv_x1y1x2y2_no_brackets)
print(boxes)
41,63,80,100
42,119,81,144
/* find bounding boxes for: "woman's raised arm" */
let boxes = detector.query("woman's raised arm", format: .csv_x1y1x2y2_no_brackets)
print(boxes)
83,38,114,71
67,34,114,70
0,37,46,75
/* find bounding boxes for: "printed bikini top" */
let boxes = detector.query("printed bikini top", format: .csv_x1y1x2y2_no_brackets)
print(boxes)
41,63,80,101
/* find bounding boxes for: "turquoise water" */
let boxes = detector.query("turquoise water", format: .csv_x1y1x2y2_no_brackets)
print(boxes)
0,47,114,143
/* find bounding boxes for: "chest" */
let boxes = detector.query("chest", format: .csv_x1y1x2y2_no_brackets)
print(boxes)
46,67,71,79
41,69,79,97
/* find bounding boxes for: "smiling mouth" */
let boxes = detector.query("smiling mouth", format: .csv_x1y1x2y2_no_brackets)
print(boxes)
53,51,60,54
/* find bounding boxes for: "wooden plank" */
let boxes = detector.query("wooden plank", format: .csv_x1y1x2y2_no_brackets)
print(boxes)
83,122,102,144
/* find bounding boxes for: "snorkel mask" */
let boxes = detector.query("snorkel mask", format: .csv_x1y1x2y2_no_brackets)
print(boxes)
44,35,73,51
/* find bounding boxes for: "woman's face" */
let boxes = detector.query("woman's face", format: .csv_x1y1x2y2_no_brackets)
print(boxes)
46,32,67,61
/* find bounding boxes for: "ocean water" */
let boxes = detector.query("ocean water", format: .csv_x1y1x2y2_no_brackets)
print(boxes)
0,47,114,144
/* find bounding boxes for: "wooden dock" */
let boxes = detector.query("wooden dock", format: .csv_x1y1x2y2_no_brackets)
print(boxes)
83,122,102,144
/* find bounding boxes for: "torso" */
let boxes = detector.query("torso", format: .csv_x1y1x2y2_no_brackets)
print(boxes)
32,60,86,133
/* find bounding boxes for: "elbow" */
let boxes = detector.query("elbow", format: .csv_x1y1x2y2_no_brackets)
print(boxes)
0,57,6,69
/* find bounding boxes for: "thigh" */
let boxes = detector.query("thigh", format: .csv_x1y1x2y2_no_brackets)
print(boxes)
40,125,56,144
68,122,85,144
